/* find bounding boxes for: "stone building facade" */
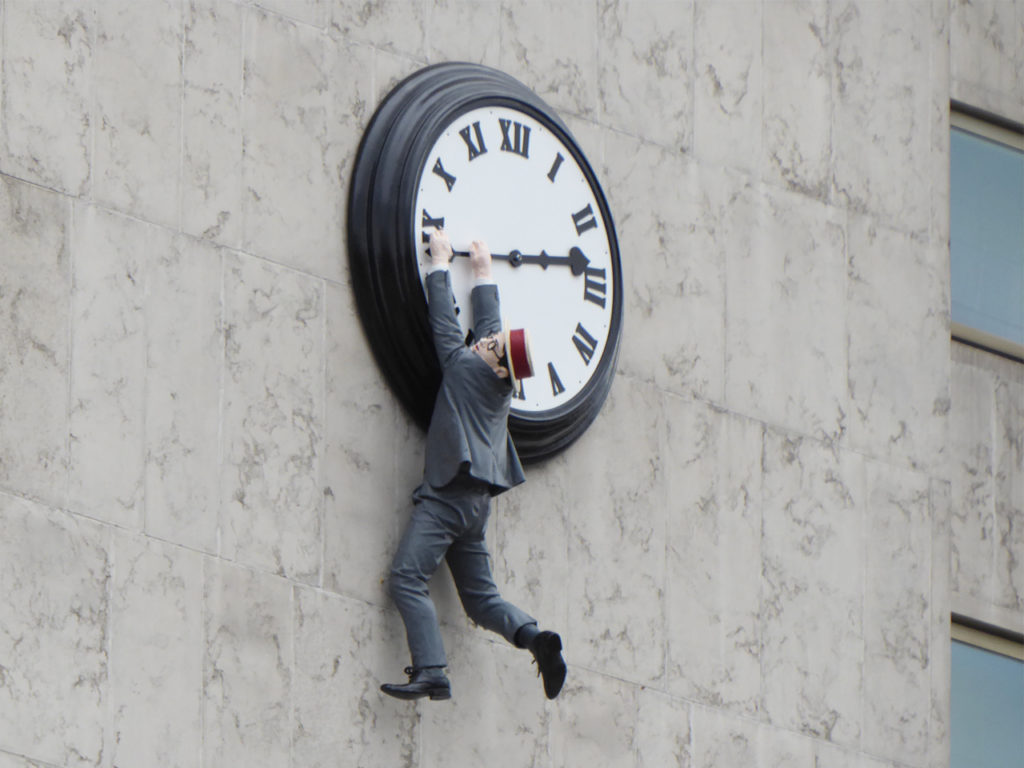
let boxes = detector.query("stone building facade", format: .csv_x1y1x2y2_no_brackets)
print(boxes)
0,1,1020,766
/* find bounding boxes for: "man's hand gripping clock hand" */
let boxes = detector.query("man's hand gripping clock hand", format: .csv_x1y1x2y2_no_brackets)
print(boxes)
469,240,493,282
428,228,453,269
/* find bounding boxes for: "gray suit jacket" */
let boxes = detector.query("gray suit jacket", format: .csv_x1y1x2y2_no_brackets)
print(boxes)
423,269,525,495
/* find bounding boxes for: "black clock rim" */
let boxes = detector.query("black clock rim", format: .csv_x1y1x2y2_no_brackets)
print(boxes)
347,62,623,462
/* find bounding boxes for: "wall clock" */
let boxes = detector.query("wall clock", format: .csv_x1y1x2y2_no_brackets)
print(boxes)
348,62,622,462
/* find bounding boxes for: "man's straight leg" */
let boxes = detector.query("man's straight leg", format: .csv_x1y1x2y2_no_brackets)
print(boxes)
389,489,462,668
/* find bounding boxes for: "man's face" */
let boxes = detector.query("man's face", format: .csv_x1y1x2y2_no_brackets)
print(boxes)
471,332,510,378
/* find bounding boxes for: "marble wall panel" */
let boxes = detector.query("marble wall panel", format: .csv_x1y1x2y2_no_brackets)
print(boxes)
725,185,847,441
221,253,324,583
949,352,995,606
693,0,762,176
331,0,426,58
182,0,244,247
862,461,932,766
950,0,1024,123
993,371,1024,614
293,587,417,768
68,204,149,528
636,688,691,768
108,532,203,768
92,0,182,228
927,0,951,249
813,741,893,768
949,341,1024,632
846,217,950,473
689,706,757,768
927,476,952,768
424,0,502,68
203,559,292,768
602,134,727,403
0,176,69,507
0,495,109,768
0,0,92,194
420,636,549,767
499,0,599,119
0,753,47,768
760,431,864,747
832,0,933,236
144,235,222,553
566,378,666,684
257,0,329,28
761,0,831,199
323,279,411,605
665,400,762,716
492,451,571,642
597,0,693,151
550,668,638,768
242,10,370,281
757,726,816,768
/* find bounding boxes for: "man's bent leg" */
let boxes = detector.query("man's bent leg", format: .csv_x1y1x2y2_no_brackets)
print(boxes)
445,495,535,646
389,492,461,669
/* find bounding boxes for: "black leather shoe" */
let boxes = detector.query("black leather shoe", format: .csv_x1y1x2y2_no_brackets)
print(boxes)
380,666,451,701
530,631,566,699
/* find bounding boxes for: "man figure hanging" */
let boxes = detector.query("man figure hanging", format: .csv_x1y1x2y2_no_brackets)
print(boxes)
380,228,566,702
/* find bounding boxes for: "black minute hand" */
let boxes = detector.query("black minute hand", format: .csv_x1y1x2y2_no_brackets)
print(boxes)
450,246,590,277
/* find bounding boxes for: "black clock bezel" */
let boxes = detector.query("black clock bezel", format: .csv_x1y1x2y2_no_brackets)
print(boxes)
347,62,622,462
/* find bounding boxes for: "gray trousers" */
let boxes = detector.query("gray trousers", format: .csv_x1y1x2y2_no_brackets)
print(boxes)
388,474,535,668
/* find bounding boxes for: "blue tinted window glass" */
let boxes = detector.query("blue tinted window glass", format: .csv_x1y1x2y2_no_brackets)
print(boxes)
951,640,1024,767
950,127,1024,348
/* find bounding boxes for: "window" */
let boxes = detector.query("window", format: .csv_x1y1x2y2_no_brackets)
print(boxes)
950,621,1024,767
950,110,1024,360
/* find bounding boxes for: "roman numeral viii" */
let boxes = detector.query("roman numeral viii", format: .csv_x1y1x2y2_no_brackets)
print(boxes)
572,323,598,365
499,118,530,158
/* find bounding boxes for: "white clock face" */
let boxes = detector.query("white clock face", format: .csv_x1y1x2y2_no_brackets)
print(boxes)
413,105,617,414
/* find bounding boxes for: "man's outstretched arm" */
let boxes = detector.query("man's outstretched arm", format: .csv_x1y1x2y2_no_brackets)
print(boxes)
425,229,465,366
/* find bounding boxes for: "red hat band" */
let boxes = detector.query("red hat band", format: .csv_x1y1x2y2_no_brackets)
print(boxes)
507,328,534,380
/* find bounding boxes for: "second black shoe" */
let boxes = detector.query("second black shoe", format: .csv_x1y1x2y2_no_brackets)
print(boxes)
530,631,566,699
380,666,451,701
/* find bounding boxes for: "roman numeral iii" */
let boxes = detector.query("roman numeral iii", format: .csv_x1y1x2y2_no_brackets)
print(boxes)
583,267,607,308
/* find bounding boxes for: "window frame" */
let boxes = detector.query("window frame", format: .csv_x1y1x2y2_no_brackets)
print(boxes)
951,617,1024,662
949,107,1024,363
